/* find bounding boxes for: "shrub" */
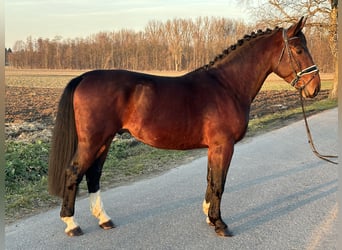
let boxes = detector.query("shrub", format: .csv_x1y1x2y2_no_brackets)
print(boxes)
5,140,49,190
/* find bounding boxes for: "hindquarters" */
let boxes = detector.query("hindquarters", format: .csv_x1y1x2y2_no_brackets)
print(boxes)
48,71,129,198
71,71,131,145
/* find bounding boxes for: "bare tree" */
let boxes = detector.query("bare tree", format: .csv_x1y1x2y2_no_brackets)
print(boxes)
145,20,165,70
251,0,338,99
6,15,332,75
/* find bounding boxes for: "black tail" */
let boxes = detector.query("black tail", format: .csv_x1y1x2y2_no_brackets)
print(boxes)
48,76,83,198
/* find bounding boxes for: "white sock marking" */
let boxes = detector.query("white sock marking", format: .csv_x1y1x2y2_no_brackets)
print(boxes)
202,199,211,224
89,190,111,225
61,216,79,233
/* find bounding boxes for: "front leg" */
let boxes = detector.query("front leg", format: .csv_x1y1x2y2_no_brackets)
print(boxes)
203,142,234,237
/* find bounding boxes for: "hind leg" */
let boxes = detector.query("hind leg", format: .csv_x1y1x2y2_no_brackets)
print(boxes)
60,139,108,236
86,139,115,229
60,159,85,236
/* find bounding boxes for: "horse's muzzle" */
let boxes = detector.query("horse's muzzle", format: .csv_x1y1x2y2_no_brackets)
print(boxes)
302,86,319,98
300,73,321,98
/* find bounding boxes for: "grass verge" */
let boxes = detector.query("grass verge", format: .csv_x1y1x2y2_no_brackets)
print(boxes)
247,98,337,136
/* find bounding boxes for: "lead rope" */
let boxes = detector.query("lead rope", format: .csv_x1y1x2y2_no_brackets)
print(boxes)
299,92,338,164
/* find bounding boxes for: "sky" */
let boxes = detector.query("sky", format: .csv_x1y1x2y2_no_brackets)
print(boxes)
5,0,253,48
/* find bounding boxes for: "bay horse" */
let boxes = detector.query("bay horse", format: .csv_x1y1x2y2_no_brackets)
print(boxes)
48,17,320,237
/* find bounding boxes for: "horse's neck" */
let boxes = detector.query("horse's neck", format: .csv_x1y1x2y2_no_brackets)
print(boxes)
210,36,278,104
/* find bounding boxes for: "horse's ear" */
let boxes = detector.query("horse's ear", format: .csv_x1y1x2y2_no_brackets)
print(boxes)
287,16,307,37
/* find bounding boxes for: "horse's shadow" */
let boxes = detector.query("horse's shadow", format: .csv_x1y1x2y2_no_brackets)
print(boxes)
84,161,337,237
225,161,337,235
228,180,336,235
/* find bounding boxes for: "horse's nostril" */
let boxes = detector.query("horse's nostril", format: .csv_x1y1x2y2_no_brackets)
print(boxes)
314,86,320,97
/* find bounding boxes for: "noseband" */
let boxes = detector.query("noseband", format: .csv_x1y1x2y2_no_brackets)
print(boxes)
277,29,319,89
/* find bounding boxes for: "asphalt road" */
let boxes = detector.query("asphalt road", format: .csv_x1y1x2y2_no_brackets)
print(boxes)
5,108,338,250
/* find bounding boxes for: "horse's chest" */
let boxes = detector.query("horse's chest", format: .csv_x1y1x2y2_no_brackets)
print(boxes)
218,104,249,142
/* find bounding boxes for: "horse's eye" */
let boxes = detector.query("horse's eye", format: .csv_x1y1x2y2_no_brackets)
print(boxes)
296,47,303,54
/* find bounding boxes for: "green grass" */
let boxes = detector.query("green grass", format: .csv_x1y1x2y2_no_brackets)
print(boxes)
5,177,56,215
247,98,337,135
5,140,49,189
5,140,59,220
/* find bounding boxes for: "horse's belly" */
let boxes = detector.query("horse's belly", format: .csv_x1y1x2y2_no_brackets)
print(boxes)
124,124,206,150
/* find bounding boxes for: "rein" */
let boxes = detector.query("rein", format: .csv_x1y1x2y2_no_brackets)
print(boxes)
299,92,338,165
279,28,337,165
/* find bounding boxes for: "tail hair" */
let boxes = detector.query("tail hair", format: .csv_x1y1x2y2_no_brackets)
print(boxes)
48,76,82,198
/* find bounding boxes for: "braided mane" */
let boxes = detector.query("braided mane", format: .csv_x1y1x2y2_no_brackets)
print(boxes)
201,27,279,70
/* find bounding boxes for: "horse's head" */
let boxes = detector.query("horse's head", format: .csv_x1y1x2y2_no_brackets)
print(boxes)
273,17,320,98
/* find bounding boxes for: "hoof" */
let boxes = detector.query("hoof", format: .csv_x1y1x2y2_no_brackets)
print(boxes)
66,226,84,237
215,227,233,237
99,220,116,230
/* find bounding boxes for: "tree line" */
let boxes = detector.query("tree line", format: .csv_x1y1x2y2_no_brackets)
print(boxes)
6,17,333,72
